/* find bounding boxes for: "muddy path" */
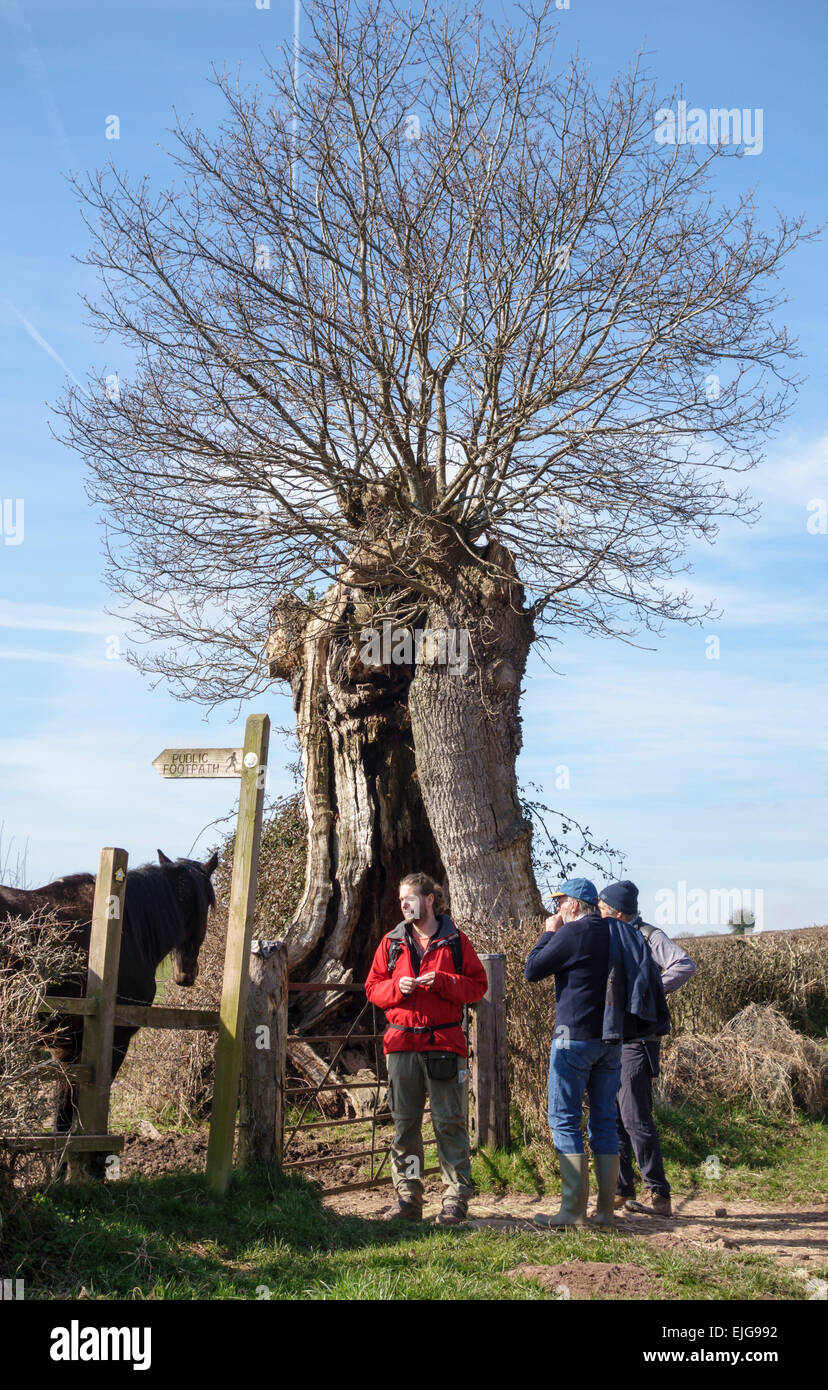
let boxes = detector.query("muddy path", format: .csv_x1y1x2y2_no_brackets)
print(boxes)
324,1183,828,1268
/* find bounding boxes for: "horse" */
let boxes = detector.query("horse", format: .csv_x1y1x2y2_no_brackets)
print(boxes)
0,849,218,1138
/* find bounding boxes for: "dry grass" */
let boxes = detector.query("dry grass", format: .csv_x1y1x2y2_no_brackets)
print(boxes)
657,1005,828,1119
667,928,828,1036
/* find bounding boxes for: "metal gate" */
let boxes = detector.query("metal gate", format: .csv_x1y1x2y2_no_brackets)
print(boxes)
282,981,446,1196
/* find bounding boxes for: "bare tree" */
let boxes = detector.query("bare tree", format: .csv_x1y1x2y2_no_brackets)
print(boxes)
58,0,808,1001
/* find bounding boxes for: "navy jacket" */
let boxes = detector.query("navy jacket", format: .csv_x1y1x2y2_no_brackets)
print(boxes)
524,912,611,1041
603,919,671,1043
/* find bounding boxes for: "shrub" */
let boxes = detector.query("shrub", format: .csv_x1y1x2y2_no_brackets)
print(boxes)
469,920,828,1140
667,928,828,1037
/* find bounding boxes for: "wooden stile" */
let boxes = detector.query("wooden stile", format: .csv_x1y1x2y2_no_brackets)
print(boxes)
240,939,288,1167
71,847,129,1177
469,952,510,1150
206,713,270,1194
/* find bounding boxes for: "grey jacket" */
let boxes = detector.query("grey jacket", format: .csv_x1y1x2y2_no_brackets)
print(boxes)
637,919,697,995
631,917,696,1043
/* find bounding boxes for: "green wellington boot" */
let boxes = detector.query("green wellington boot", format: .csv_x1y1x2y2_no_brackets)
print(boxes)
534,1153,589,1228
591,1153,620,1227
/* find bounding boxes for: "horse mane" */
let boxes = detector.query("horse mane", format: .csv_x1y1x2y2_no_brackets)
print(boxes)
123,864,180,967
123,860,215,969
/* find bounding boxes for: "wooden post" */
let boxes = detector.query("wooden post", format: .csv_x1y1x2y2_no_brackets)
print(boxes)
73,847,129,1178
240,940,288,1167
469,952,510,1150
206,713,270,1194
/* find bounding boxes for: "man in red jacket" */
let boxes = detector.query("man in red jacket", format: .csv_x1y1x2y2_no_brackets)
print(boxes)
365,872,489,1225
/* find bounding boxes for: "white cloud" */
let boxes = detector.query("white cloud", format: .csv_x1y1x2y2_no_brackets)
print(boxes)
0,600,114,634
0,647,128,671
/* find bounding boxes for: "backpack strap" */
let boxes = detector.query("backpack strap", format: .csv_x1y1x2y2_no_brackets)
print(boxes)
386,918,465,976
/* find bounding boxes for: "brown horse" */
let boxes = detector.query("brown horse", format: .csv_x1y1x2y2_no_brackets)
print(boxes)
0,849,218,1137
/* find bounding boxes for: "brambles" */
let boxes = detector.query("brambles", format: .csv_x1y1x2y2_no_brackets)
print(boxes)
0,912,84,1204
667,928,828,1036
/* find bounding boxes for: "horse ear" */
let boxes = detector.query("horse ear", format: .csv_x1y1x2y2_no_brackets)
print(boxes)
157,849,173,865
203,851,219,877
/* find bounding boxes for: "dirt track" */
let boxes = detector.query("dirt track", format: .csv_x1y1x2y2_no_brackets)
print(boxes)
116,1131,827,1283
323,1183,828,1269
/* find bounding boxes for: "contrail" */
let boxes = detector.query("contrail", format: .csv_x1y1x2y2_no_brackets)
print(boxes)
1,0,74,169
6,302,87,394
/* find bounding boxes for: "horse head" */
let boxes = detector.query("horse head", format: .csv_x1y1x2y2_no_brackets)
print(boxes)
157,849,219,986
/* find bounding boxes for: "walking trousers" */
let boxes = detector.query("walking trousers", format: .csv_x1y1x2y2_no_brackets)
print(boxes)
616,1040,670,1199
386,1050,474,1201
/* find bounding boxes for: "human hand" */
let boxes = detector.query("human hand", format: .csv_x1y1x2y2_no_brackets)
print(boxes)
416,970,436,988
545,911,564,932
399,976,417,995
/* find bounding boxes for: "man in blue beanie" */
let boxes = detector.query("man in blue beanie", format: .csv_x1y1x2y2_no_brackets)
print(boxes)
598,880,696,1217
524,878,622,1229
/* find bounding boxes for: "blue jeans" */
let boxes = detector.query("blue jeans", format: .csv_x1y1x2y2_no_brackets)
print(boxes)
547,1036,623,1153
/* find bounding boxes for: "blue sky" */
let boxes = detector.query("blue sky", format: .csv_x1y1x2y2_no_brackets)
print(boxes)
1,0,826,934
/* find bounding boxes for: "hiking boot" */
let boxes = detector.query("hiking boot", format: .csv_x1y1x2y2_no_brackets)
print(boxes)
435,1198,468,1226
624,1190,672,1217
534,1153,589,1229
614,1193,632,1211
382,1197,423,1222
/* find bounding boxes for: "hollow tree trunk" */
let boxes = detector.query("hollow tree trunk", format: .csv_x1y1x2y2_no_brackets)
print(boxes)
267,581,443,1030
407,539,544,925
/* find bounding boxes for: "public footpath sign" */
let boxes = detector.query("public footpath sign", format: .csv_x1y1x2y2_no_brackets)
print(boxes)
153,714,270,1195
152,748,246,778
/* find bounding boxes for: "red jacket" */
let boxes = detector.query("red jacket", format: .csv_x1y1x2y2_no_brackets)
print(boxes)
365,915,489,1056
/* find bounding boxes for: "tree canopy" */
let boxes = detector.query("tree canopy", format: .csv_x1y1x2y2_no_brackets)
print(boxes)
59,0,807,703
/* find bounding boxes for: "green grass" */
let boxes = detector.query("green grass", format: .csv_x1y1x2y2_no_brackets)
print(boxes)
0,1165,814,1301
4,1095,823,1300
470,1101,827,1206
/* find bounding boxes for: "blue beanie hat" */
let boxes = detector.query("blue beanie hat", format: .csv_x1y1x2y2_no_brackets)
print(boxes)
599,880,639,916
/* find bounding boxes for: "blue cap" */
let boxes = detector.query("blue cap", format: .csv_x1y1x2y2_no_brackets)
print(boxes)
550,877,598,904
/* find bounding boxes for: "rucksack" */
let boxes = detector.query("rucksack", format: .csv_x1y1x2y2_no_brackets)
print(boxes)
387,918,464,977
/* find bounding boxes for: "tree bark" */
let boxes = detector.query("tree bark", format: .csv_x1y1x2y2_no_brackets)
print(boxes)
267,538,543,1026
407,539,544,925
267,581,443,1029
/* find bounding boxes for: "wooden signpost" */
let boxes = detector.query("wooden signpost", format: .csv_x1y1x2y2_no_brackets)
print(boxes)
154,713,270,1195
72,846,129,1179
152,749,245,779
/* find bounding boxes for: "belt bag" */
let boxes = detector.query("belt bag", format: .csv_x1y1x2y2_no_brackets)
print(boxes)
425,1051,459,1081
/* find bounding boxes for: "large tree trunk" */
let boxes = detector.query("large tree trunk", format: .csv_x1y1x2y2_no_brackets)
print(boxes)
267,536,543,1032
407,538,544,925
267,581,443,1030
